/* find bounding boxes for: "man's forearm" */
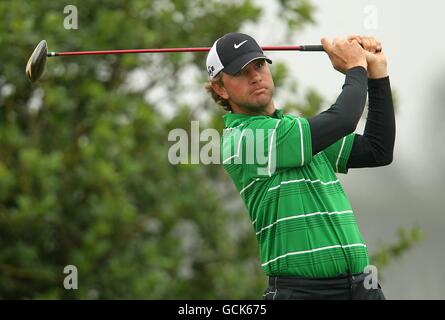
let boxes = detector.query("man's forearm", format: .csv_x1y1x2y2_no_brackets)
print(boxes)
347,76,395,168
308,66,368,155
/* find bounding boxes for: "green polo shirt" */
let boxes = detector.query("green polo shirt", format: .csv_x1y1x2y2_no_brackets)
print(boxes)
221,109,369,278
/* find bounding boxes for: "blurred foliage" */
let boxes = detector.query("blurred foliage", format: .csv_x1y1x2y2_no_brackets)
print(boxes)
370,226,423,278
278,0,316,40
0,0,418,299
0,0,315,299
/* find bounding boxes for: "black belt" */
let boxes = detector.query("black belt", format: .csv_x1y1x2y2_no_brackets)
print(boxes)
269,272,367,288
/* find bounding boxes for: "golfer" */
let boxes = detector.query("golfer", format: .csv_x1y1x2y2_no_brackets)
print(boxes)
206,32,395,300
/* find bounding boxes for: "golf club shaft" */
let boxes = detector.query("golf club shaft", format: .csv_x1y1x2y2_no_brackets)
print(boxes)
47,45,324,57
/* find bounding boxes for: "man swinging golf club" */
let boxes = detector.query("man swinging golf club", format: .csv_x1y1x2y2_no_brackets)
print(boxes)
206,32,394,300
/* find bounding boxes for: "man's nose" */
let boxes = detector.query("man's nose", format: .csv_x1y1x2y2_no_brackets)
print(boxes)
248,68,261,83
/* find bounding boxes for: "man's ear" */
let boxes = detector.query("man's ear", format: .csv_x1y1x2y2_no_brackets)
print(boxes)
211,80,229,100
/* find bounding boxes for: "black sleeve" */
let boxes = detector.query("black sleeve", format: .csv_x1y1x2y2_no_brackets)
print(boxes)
347,76,395,168
307,66,368,155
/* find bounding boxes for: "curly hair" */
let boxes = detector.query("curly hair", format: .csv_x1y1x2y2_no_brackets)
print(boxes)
205,72,232,111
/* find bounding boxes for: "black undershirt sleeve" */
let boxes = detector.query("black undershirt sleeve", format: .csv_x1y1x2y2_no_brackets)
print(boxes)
307,66,368,154
347,76,395,168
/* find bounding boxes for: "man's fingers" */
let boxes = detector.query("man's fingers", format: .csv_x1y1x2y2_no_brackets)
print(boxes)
347,35,367,52
320,37,333,53
349,35,383,53
349,39,361,47
369,37,379,53
374,38,382,52
347,35,362,44
367,37,382,53
332,37,342,46
369,38,376,52
361,37,372,52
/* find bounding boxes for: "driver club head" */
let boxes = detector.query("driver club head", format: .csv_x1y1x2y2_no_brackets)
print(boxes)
26,40,48,82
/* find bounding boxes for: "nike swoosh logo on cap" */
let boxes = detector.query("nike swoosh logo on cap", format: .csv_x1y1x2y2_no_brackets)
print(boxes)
234,40,248,49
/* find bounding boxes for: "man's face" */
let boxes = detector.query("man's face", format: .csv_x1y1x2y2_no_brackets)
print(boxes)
216,59,275,115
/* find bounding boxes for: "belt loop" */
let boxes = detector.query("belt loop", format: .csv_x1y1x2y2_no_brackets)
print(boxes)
273,276,278,300
347,269,353,300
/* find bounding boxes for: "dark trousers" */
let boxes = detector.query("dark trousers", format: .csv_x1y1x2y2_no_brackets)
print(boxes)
263,273,386,300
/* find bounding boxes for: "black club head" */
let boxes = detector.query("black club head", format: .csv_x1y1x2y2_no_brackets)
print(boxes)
26,40,48,82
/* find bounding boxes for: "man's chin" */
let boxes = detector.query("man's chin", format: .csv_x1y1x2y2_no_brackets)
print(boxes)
252,97,272,108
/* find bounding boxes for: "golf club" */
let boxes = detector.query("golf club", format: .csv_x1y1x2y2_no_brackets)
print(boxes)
25,40,324,82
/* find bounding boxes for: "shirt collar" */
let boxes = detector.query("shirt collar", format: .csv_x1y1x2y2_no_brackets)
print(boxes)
223,108,283,127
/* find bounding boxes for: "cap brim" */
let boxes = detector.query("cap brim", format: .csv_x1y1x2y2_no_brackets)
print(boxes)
223,52,272,76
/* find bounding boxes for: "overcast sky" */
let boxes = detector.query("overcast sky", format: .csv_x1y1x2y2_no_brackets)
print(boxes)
242,0,445,188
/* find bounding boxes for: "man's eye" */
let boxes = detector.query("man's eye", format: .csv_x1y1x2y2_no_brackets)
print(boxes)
256,61,265,69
